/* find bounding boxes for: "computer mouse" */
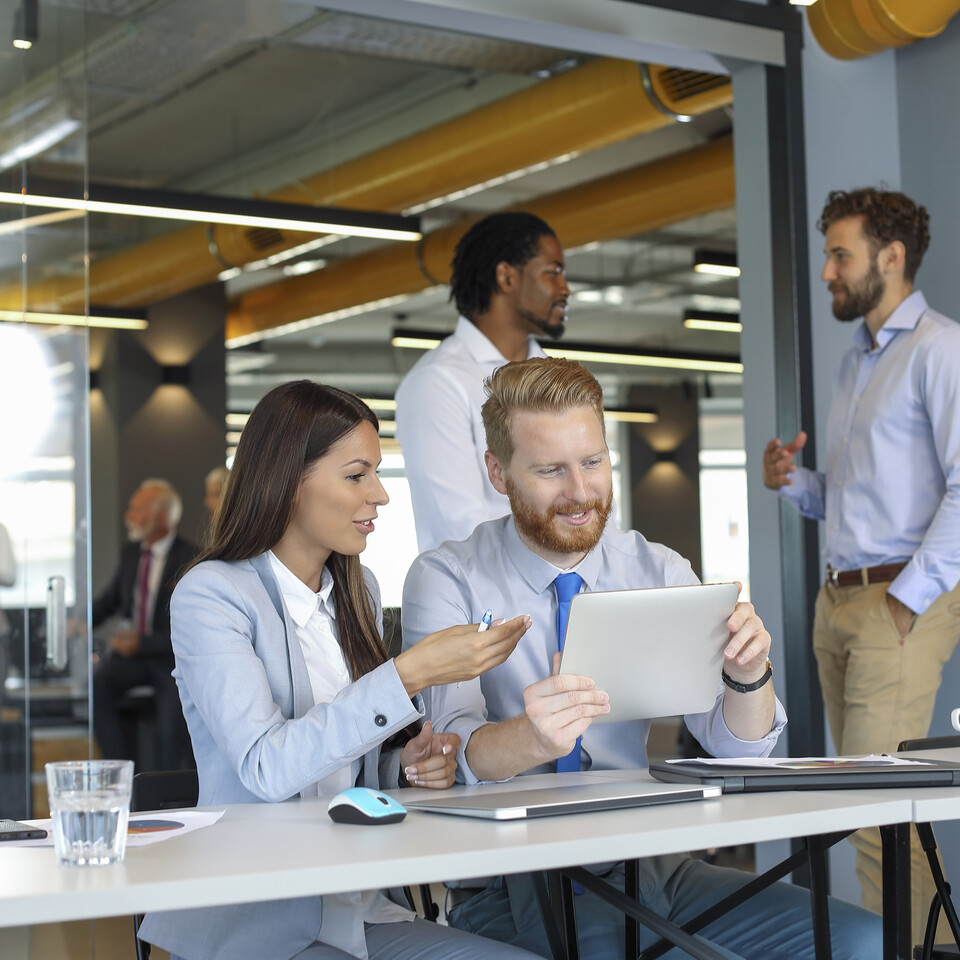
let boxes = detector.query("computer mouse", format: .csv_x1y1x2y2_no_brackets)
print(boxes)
327,787,407,825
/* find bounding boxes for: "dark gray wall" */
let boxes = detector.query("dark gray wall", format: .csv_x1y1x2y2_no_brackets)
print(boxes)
627,384,701,578
89,284,226,594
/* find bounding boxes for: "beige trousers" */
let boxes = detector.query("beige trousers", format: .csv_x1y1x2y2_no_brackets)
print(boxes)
813,578,960,944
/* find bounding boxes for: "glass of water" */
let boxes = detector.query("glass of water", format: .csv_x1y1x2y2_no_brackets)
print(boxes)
45,759,134,866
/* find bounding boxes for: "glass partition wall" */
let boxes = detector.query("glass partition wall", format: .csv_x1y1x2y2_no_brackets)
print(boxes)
0,6,93,958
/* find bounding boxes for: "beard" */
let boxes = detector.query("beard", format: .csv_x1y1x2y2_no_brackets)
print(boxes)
126,523,148,543
830,258,884,322
519,305,567,341
507,479,613,557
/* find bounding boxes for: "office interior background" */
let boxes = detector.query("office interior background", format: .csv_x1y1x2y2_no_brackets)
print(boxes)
1,0,960,955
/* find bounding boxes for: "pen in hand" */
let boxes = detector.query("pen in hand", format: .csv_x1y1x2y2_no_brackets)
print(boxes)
458,609,494,689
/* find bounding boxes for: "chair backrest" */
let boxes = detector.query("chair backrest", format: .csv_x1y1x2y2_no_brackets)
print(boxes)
131,769,199,812
132,769,200,960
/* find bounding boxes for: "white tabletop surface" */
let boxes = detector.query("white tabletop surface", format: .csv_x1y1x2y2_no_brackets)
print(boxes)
0,770,916,928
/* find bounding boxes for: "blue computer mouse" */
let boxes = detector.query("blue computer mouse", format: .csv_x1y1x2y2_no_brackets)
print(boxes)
327,787,408,825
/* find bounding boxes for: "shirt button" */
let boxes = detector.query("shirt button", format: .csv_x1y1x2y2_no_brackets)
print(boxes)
375,714,387,727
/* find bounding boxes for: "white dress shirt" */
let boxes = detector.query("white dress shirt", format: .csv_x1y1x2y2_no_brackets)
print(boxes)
781,291,960,614
395,316,546,552
135,530,175,634
267,552,412,959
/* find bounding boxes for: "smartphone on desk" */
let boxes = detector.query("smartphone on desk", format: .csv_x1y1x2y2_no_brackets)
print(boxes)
0,819,47,841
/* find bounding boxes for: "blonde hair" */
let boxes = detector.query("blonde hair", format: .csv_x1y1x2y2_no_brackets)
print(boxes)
482,357,606,465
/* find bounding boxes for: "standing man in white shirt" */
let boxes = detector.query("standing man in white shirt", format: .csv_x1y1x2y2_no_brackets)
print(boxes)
92,478,197,769
763,187,960,935
395,211,569,551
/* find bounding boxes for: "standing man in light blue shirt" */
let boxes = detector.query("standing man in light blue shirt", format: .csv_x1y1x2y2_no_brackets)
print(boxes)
404,357,880,960
764,187,960,934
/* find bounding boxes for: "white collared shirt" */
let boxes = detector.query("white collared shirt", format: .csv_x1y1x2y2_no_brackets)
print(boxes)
395,315,546,552
135,530,175,633
266,552,412,958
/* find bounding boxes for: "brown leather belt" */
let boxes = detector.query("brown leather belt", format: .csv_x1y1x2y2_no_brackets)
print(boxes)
825,562,907,587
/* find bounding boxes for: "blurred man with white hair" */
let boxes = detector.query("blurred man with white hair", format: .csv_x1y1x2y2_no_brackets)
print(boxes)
92,479,196,769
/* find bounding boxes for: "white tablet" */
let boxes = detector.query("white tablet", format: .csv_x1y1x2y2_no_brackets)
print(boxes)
558,582,739,722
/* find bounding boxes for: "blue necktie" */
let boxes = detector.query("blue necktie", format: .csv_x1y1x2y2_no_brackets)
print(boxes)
554,571,584,774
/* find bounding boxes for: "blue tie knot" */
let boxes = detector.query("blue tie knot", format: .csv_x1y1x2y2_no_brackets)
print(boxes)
554,571,583,605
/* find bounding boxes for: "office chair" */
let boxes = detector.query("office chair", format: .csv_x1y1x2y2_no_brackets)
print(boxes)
897,736,960,960
131,769,200,960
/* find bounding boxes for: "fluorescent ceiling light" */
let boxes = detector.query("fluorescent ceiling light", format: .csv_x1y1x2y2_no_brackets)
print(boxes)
228,293,414,348
545,346,742,374
604,409,658,424
402,152,578,216
683,309,742,333
0,208,85,236
0,309,148,330
362,397,397,412
699,449,747,467
693,249,740,279
391,329,743,374
0,182,421,242
788,0,818,6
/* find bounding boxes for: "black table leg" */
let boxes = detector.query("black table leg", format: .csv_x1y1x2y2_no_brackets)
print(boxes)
881,822,912,960
804,835,833,960
533,871,570,960
625,858,639,960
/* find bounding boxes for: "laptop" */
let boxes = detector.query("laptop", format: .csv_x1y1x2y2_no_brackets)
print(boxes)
558,582,739,722
650,756,960,792
403,779,721,820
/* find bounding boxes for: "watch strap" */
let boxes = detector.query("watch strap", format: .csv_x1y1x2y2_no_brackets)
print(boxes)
722,659,773,693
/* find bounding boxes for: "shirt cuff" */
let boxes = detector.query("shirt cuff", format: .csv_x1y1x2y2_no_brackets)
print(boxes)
696,695,787,759
888,564,943,616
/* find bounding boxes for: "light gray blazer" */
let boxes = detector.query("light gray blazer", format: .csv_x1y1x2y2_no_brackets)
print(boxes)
139,553,423,960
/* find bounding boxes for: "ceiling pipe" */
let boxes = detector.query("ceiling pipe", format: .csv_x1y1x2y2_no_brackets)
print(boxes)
226,135,735,345
2,59,730,314
808,0,960,60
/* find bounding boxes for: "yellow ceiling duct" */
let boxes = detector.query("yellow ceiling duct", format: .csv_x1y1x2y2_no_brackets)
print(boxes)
808,0,960,60
2,59,730,314
226,136,735,345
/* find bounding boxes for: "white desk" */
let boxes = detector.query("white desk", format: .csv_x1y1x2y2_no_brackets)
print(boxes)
0,771,915,929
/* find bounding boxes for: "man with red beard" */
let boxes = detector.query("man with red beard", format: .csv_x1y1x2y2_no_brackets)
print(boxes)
402,357,879,960
763,188,960,937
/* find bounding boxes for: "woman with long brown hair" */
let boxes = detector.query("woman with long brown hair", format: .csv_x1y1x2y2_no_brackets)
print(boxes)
138,381,534,960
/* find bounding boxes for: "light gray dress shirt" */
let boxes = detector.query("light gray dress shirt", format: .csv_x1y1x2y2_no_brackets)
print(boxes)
394,316,546,552
781,291,960,614
402,517,786,784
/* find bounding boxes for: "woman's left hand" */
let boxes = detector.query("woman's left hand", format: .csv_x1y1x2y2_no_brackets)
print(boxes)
399,721,460,789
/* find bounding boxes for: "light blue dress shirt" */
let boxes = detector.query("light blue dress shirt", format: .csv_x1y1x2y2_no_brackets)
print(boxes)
782,291,960,615
402,517,786,784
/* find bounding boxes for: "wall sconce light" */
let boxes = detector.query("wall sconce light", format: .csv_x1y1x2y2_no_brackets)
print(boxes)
693,249,740,278
89,368,100,391
683,309,742,333
12,0,37,49
161,364,191,386
655,449,678,464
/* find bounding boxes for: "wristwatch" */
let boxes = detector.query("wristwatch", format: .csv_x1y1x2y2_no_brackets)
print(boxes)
722,659,773,693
